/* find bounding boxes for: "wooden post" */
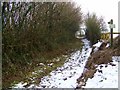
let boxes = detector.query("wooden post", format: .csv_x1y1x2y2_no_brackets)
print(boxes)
108,19,114,47
110,19,113,47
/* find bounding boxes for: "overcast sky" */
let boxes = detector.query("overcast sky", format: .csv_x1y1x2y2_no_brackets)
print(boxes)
72,0,119,32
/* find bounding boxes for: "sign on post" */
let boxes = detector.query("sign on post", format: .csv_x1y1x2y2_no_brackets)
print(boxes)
108,19,115,47
109,24,115,29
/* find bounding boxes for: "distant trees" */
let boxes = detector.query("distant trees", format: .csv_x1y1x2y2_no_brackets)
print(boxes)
2,2,82,88
85,13,106,45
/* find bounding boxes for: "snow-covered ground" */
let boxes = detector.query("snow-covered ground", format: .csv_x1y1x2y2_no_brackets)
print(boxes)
34,39,92,88
13,39,119,88
13,39,92,88
83,56,119,88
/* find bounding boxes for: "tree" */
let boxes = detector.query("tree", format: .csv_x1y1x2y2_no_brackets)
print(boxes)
85,13,106,45
2,2,82,88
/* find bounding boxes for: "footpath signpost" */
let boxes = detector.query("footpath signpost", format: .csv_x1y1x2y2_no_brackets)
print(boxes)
108,19,115,47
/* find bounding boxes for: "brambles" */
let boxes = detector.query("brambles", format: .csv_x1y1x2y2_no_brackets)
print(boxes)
2,2,82,88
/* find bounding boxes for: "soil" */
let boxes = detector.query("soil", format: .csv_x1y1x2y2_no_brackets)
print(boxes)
76,35,120,88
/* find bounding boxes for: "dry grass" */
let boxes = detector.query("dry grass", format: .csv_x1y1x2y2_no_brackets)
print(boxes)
77,35,120,88
3,39,82,89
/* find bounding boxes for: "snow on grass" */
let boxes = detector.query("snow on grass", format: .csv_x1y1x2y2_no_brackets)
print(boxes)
92,40,110,53
93,41,102,47
13,39,92,88
83,56,119,88
13,82,27,88
27,39,92,88
25,39,92,88
12,39,119,88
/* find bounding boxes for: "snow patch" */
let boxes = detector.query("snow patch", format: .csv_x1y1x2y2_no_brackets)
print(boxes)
13,82,27,88
93,41,102,47
83,56,118,88
26,39,92,88
12,39,91,88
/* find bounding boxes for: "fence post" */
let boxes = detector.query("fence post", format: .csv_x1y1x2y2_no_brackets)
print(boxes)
110,19,113,47
108,19,114,47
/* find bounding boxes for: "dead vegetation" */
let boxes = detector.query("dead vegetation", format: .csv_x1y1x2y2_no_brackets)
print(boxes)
77,35,120,88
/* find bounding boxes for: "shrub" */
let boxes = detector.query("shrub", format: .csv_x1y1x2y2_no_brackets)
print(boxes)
85,13,106,45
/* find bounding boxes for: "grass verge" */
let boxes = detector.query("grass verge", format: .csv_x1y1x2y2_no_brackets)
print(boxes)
3,38,83,88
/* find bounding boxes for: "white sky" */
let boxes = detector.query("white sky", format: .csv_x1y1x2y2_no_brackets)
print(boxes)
72,0,119,32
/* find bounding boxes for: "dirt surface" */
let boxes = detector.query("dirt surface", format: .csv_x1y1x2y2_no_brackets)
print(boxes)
77,35,120,88
77,48,112,88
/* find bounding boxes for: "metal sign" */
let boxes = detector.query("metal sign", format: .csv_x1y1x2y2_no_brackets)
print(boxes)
109,24,115,29
108,19,115,47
